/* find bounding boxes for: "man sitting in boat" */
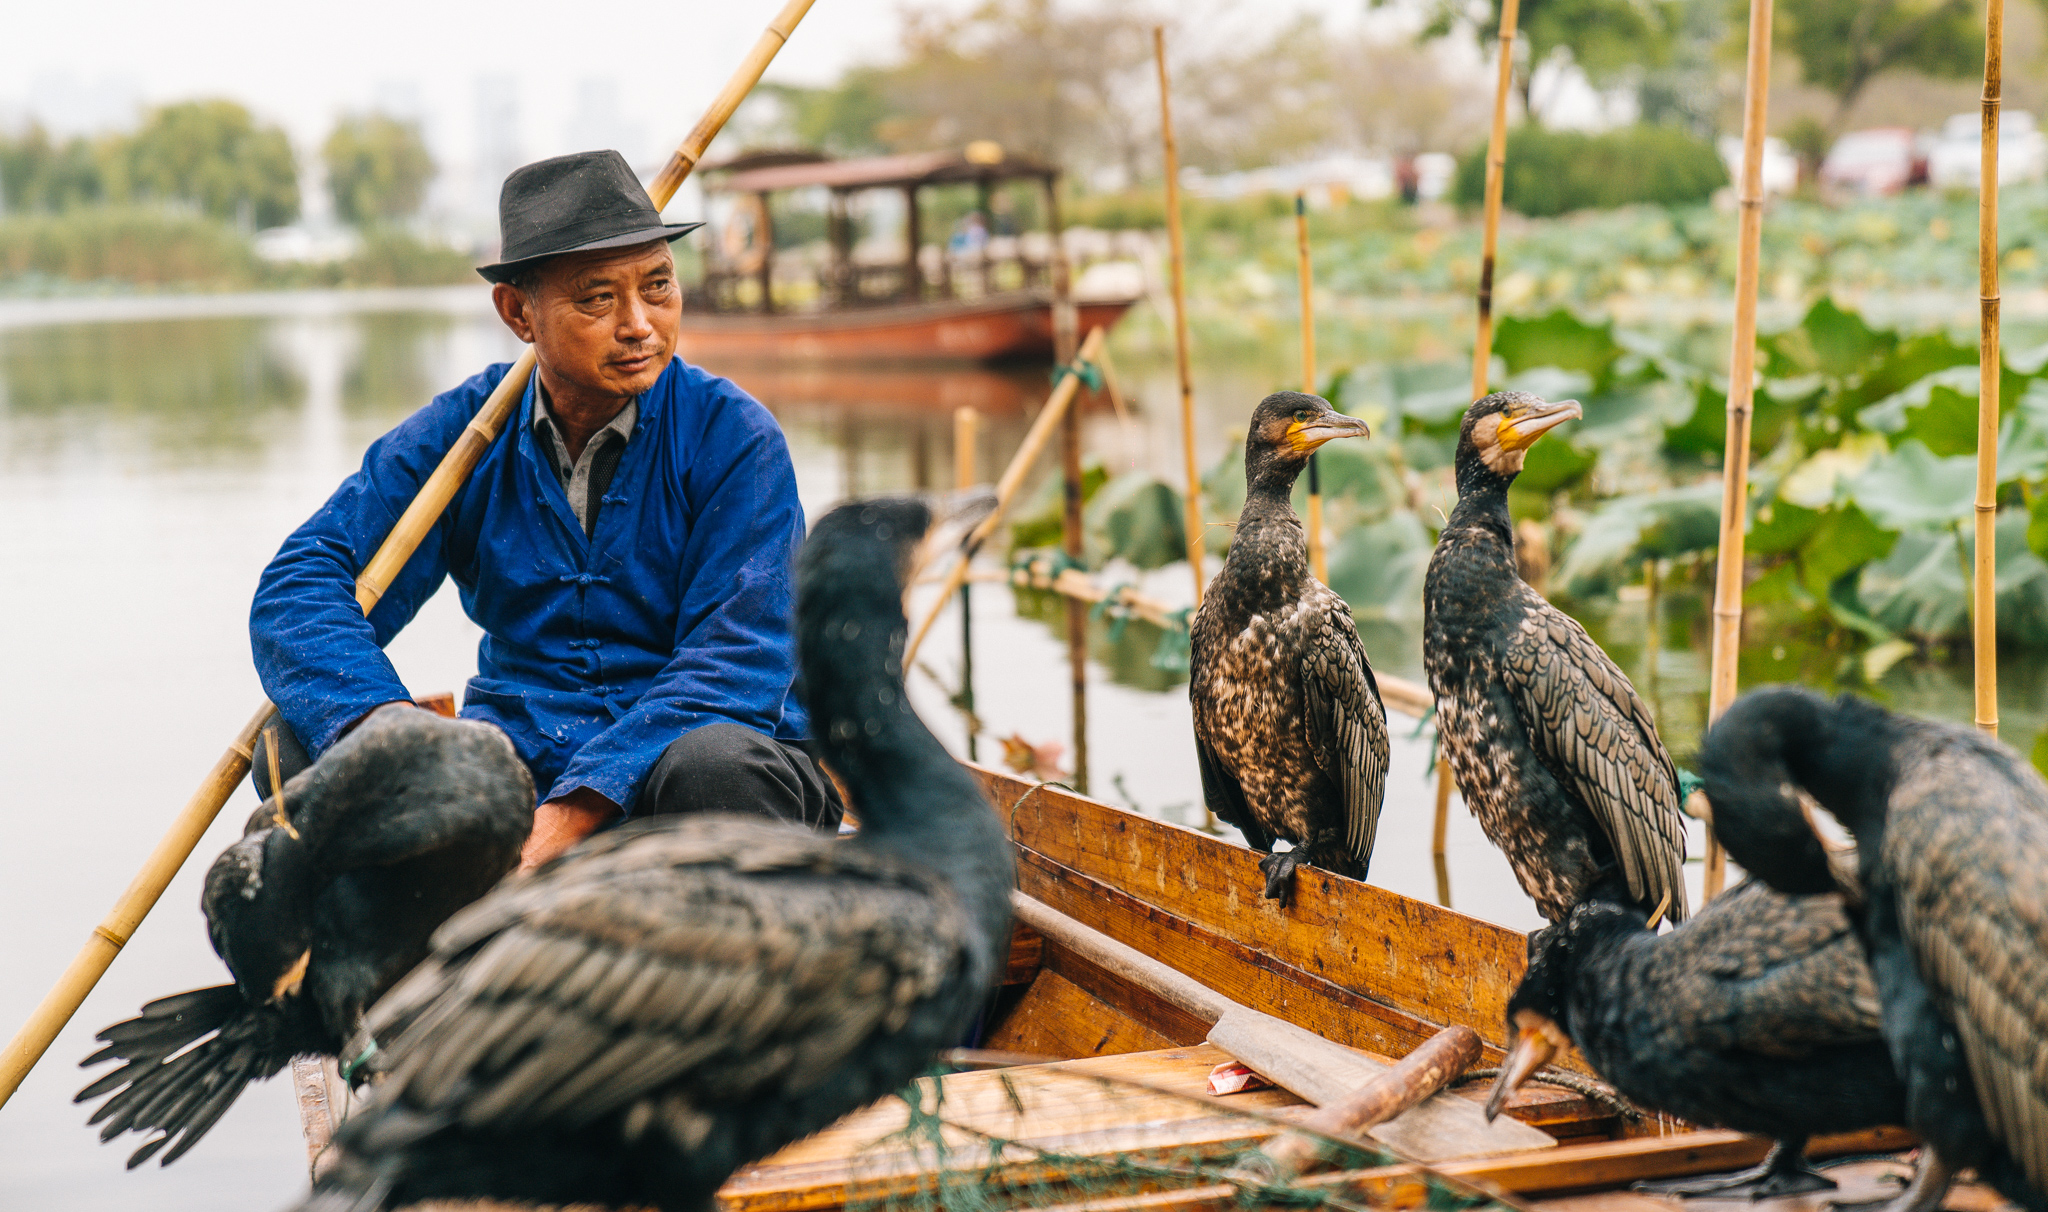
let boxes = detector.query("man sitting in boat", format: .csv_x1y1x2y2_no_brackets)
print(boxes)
249,150,839,869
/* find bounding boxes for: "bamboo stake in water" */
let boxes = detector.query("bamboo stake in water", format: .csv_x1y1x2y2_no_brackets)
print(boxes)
1155,26,1206,607
1435,0,1524,893
956,406,982,763
905,328,1107,668
1703,0,1778,901
1974,0,2005,737
1471,0,1522,404
0,0,820,1112
1297,193,1328,584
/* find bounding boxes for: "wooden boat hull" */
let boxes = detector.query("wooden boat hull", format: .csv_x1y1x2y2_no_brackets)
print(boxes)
674,292,1138,365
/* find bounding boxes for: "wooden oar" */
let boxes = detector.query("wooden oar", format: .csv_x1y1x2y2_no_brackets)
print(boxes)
1154,26,1206,608
1296,193,1327,585
0,0,818,1111
1974,0,2005,737
1703,0,1776,901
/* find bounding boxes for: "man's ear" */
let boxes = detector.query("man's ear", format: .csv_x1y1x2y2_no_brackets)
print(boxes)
492,282,537,344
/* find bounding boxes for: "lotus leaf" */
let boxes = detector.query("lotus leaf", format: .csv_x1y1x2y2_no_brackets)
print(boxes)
1843,440,1975,530
1494,309,1624,390
1553,483,1723,596
1084,472,1188,571
1327,513,1434,622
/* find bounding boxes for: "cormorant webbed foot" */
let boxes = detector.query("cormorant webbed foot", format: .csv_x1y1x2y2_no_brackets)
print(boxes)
1258,848,1305,902
1821,1149,1955,1212
1635,1141,1836,1199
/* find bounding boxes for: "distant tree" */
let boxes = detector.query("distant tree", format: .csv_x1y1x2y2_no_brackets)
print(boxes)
1403,0,1675,123
1770,0,1981,135
120,100,299,228
0,124,107,213
324,113,436,225
753,72,897,156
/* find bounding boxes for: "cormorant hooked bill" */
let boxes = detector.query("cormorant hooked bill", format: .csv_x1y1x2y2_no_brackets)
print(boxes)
1190,391,1389,902
291,498,1017,1212
1423,391,1688,924
77,709,533,1166
1701,687,2048,1212
1487,882,1912,1201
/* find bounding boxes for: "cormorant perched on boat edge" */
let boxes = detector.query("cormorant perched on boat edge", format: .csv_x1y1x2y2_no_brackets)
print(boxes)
1190,390,1389,902
293,497,1016,1212
76,709,533,1166
1423,391,1688,924
1486,882,1916,1202
1700,687,2048,1212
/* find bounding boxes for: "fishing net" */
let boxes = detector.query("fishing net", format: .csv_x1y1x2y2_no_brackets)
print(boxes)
733,1055,1528,1212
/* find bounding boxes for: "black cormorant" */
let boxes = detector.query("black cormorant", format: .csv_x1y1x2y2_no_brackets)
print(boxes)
1701,686,2048,1212
1190,391,1388,901
1422,391,1687,924
77,709,533,1166
292,497,1016,1212
1486,881,1915,1200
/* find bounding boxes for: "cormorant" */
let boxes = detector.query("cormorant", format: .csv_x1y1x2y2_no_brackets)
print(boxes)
1701,687,2048,1212
1190,390,1388,901
77,709,533,1166
1486,881,1914,1200
293,497,1016,1212
1422,391,1687,924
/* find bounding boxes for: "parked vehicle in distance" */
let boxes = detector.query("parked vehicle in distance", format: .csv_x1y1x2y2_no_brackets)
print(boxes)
1927,111,2048,189
1820,127,1926,196
1716,135,1799,195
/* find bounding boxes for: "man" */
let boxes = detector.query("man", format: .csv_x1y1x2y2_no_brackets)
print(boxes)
251,150,839,871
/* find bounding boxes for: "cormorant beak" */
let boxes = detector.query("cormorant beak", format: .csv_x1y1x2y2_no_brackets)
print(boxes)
269,948,312,1004
1288,411,1371,453
1484,1014,1567,1121
1495,399,1581,453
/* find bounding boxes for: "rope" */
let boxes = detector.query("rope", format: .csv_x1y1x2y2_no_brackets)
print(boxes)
1151,607,1194,674
1049,358,1105,393
1463,1065,1644,1122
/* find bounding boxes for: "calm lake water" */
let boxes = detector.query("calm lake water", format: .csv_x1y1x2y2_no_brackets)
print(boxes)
0,285,2033,1209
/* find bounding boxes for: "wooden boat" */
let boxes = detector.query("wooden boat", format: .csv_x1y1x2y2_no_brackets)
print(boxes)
682,147,1139,365
294,762,1924,1212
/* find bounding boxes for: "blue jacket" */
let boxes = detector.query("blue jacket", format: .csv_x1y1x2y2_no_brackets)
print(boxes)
252,356,808,813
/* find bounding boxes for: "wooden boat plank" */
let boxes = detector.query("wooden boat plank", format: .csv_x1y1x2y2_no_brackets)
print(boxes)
674,293,1136,364
977,767,1530,1056
984,967,1180,1059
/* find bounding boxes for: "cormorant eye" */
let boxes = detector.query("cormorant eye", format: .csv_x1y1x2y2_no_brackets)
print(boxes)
1293,410,1312,422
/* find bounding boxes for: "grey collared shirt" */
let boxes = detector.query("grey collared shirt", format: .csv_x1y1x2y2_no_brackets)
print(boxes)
532,387,636,537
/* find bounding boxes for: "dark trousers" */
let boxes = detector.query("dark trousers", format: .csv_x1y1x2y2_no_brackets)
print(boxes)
253,714,841,831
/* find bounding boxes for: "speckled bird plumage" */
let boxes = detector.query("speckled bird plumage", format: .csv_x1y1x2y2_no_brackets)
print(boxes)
1423,391,1687,924
1703,687,2048,1212
292,498,1015,1212
1510,884,1901,1171
1190,391,1388,900
76,709,532,1168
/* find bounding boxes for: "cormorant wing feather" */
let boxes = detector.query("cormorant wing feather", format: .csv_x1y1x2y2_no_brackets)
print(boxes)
354,817,971,1138
1888,743,2048,1194
1502,597,1689,922
1653,880,1881,1057
1300,609,1390,873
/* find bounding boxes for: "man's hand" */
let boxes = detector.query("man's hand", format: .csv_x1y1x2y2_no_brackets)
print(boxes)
519,787,621,872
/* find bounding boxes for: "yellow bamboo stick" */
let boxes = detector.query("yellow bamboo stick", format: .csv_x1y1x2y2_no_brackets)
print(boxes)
0,0,819,1111
1155,26,1206,606
1297,193,1328,584
904,327,1107,668
1703,0,1777,901
1471,0,1522,403
1975,0,2005,737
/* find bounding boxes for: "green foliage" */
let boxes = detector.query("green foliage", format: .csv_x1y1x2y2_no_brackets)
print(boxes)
121,100,299,229
323,113,436,225
1453,126,1728,218
1406,0,1674,112
756,73,899,156
0,124,108,212
0,206,260,286
1084,472,1188,570
1773,0,1983,123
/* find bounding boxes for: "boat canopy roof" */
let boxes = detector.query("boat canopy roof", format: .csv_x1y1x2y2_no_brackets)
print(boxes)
707,145,1058,195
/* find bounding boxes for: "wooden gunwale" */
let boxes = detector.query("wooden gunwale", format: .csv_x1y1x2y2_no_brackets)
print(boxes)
672,288,1136,364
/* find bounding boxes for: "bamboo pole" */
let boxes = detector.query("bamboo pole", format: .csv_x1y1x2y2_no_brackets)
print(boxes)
1471,0,1522,404
0,0,818,1112
956,406,982,763
1155,26,1206,606
1703,0,1777,901
1297,193,1328,584
1048,180,1090,794
904,327,1107,667
1434,0,1524,899
1974,0,2005,737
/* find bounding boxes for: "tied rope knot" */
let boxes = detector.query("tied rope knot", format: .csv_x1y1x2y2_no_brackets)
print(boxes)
1049,358,1105,393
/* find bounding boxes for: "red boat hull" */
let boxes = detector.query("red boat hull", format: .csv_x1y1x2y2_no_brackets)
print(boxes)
673,291,1137,364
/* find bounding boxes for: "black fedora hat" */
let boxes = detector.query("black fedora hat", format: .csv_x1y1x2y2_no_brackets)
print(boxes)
476,149,703,285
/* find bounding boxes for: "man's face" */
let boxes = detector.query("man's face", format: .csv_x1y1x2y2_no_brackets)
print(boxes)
493,241,681,402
